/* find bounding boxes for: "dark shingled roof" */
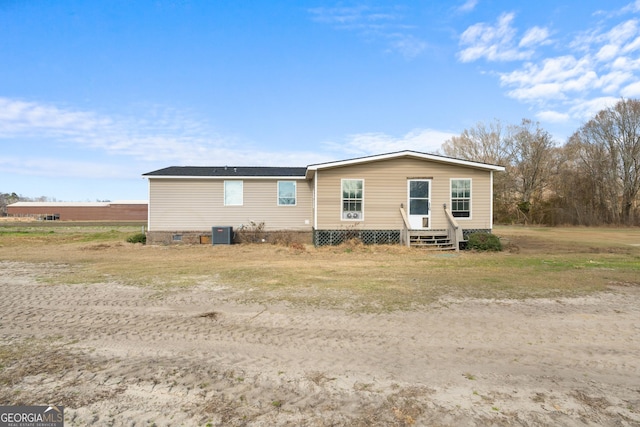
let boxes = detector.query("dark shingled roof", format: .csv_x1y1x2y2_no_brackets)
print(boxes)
143,166,307,177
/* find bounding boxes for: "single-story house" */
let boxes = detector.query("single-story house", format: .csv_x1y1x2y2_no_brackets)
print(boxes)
143,150,505,248
6,200,148,221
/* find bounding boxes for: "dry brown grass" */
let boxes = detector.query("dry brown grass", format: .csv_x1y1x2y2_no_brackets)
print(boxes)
0,223,639,311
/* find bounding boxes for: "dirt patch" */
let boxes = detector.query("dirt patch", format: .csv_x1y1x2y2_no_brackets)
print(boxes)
1,260,639,426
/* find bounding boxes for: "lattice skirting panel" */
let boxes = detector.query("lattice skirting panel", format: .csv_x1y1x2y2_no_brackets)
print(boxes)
314,229,401,246
313,228,492,246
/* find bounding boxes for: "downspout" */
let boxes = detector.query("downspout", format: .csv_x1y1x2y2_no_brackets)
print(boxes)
489,171,494,231
313,170,318,233
146,177,152,232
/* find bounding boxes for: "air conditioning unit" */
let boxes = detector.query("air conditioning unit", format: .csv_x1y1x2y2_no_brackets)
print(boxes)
212,226,233,245
343,211,362,220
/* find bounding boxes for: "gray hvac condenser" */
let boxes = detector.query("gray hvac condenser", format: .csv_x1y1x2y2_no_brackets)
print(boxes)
212,226,233,245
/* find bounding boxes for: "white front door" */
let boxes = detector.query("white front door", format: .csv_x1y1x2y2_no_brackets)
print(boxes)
408,179,431,229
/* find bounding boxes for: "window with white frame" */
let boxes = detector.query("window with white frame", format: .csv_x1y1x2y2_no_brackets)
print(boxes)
278,181,296,206
451,179,471,218
224,180,243,206
341,179,363,220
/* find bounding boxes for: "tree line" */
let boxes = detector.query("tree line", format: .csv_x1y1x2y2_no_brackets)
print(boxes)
0,193,58,216
441,98,640,226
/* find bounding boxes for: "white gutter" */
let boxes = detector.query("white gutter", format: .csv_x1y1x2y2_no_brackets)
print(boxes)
145,175,307,180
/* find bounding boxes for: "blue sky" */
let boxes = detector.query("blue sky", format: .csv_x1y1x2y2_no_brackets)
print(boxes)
2,0,640,201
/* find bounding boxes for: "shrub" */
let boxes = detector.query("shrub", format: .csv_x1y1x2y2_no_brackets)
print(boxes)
270,230,295,245
466,232,502,251
236,221,266,243
126,233,147,244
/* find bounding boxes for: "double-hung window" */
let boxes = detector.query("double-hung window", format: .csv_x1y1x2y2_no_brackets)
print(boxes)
341,179,363,220
451,179,471,218
224,180,243,206
278,181,296,206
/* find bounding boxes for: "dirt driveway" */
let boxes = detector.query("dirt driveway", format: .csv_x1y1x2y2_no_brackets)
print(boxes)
0,260,639,426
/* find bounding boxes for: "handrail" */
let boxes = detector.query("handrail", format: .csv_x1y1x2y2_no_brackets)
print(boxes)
399,206,411,247
443,204,462,251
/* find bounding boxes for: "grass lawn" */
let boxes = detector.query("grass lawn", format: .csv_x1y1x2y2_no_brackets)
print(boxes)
0,222,638,311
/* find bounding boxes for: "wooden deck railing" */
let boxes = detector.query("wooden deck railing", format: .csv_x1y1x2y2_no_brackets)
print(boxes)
400,204,462,250
443,204,463,251
399,205,411,247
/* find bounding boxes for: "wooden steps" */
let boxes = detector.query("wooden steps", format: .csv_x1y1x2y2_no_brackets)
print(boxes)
409,231,456,250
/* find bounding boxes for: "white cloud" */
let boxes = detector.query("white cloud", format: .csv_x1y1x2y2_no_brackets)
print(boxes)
0,98,110,137
611,55,640,70
621,35,640,53
599,70,634,93
308,5,427,59
536,110,570,123
458,13,518,62
570,19,639,52
308,6,395,29
387,34,427,59
322,128,456,157
458,12,548,62
519,26,551,48
568,97,619,120
565,70,600,92
0,98,456,176
0,97,335,181
0,155,134,179
596,44,619,61
621,0,640,14
0,97,234,163
607,19,638,45
507,83,565,102
500,55,597,102
621,80,640,97
457,0,478,13
588,20,640,62
459,5,640,126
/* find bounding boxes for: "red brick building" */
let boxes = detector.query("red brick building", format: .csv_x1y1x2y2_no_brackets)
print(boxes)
6,201,148,221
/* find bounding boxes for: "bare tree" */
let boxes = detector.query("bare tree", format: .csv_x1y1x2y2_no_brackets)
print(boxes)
570,99,640,225
441,120,518,222
441,119,512,165
508,119,557,223
442,119,558,224
441,101,640,226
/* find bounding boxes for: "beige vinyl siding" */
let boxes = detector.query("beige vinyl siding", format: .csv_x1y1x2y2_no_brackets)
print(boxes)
315,157,494,230
148,178,313,231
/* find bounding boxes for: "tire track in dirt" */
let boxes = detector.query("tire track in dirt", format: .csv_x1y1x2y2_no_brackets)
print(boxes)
1,261,639,426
